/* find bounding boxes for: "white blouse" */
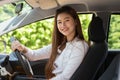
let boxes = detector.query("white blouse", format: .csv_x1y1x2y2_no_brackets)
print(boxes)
24,38,89,80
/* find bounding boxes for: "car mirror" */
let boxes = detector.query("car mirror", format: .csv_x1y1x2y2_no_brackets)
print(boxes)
12,2,23,15
15,3,23,14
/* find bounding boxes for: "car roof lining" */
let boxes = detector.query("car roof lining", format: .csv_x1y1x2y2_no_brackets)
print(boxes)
25,0,120,11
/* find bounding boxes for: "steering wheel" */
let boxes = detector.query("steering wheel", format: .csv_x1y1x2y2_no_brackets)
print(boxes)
10,36,33,76
14,50,34,76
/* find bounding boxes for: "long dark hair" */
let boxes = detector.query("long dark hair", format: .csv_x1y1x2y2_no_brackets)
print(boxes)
45,5,85,79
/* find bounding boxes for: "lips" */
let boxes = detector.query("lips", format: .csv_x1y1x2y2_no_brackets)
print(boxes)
61,28,68,32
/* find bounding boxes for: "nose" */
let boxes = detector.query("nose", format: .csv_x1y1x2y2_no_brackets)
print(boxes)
61,22,66,28
62,21,65,26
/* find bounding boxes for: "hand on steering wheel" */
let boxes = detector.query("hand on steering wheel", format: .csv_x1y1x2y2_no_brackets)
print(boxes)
10,37,33,76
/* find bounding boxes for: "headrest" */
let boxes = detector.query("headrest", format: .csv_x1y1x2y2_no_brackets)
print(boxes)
88,16,106,42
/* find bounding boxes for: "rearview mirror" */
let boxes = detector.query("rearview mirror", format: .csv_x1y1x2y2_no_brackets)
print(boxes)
15,3,23,14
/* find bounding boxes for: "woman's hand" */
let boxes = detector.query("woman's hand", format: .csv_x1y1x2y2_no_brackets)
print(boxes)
11,41,27,53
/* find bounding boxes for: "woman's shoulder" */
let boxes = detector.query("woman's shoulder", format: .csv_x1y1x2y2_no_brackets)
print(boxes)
73,37,88,45
76,40,88,47
72,38,89,50
69,38,89,56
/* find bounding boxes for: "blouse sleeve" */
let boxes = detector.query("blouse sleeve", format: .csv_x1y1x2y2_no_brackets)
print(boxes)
24,44,52,61
50,41,88,80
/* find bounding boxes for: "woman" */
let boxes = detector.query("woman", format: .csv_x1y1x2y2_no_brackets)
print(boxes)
11,6,89,80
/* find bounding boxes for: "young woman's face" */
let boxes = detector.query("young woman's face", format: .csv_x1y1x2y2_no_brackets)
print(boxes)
57,13,76,41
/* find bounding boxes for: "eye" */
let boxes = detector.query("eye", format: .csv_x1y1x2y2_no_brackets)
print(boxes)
65,19,70,22
57,21,62,24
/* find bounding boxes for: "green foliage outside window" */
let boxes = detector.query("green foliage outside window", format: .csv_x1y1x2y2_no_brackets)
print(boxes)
108,14,120,49
0,19,54,53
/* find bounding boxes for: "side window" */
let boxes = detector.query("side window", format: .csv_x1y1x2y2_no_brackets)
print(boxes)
0,14,92,54
0,18,54,53
108,14,120,49
0,40,6,53
78,14,93,41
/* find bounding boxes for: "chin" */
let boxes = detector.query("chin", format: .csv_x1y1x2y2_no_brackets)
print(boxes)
63,33,69,36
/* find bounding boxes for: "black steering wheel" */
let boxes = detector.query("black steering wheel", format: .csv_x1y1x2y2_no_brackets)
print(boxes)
14,50,33,76
10,36,33,76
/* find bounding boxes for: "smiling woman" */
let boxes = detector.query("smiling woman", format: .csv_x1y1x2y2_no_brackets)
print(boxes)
1,0,120,80
10,6,89,80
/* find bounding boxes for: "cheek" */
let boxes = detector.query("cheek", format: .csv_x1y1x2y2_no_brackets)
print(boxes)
68,22,76,29
57,25,62,32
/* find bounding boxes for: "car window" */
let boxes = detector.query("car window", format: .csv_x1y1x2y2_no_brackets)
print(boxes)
78,14,92,41
0,40,6,53
0,14,92,54
108,14,120,49
0,1,31,23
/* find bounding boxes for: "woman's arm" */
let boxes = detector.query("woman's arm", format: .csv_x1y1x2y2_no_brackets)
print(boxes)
11,40,52,61
24,44,52,61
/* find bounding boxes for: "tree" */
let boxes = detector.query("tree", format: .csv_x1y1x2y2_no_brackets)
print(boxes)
108,15,120,49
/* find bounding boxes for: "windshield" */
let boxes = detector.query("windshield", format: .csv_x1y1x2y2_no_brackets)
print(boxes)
0,0,31,23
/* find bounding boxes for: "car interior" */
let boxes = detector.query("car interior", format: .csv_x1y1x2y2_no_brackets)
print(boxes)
0,0,120,80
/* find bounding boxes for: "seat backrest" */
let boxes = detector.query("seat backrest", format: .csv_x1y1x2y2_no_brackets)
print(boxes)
70,16,108,80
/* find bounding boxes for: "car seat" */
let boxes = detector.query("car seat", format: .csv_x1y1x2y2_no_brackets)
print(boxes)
98,53,120,80
70,16,108,80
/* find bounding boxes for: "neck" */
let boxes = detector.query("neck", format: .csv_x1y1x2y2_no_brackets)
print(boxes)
67,37,74,42
67,34,75,42
67,31,76,41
